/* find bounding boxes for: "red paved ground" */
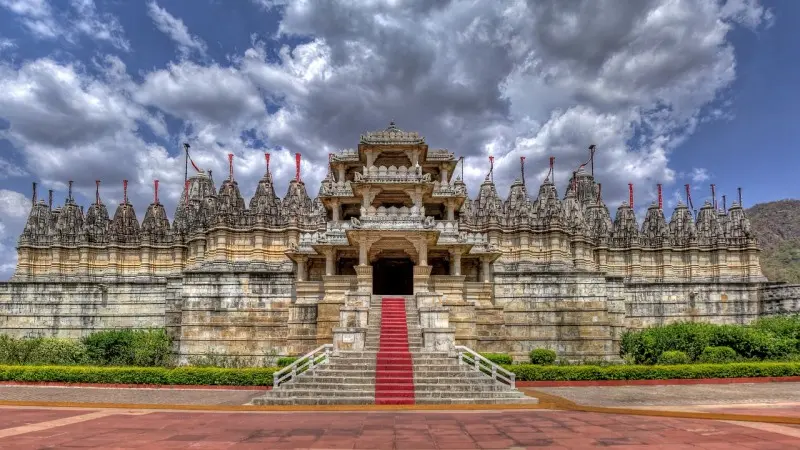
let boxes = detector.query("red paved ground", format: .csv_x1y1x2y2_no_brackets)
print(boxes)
0,408,799,449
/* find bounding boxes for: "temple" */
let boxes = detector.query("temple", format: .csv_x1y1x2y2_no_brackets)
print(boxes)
2,122,796,365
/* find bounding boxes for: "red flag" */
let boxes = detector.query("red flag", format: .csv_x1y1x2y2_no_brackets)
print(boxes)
190,157,201,173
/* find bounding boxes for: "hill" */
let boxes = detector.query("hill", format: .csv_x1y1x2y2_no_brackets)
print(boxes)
747,199,800,283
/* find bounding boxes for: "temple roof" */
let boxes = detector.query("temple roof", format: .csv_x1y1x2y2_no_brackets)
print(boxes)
359,121,426,145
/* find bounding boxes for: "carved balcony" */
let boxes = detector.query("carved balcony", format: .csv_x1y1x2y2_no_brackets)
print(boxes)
432,181,467,198
319,180,354,198
354,165,432,184
426,148,455,161
331,149,359,163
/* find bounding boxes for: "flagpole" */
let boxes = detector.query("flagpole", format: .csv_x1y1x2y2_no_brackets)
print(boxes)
183,143,190,187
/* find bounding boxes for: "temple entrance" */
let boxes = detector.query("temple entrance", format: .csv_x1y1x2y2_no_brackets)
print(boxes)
373,258,413,295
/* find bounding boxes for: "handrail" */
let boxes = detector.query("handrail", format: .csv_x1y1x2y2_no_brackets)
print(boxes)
273,344,333,389
454,345,515,388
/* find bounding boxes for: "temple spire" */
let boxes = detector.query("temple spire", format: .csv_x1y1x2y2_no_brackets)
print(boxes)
31,182,37,206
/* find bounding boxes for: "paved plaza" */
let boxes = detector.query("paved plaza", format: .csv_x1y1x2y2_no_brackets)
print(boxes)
0,382,798,448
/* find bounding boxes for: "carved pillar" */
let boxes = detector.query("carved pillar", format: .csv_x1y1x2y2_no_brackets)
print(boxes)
445,200,455,221
296,256,307,282
450,249,462,276
337,165,345,183
331,200,340,222
441,168,449,183
325,249,336,276
413,265,432,294
417,238,428,266
359,240,368,265
481,257,492,283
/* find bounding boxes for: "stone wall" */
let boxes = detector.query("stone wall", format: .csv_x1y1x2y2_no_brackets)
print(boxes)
760,283,800,315
490,269,620,362
175,266,295,365
0,279,167,339
622,282,761,329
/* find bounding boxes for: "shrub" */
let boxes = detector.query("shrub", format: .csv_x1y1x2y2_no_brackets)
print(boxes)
529,349,557,365
277,357,299,367
0,365,276,386
753,315,800,343
480,353,513,365
188,351,274,368
698,346,738,364
505,362,800,382
620,322,799,364
82,329,172,367
0,336,87,366
657,350,690,365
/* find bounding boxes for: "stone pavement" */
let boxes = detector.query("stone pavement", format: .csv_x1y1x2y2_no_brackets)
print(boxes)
0,407,799,449
0,385,266,406
524,382,800,407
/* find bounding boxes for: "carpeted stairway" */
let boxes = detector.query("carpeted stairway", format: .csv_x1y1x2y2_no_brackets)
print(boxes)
374,297,415,405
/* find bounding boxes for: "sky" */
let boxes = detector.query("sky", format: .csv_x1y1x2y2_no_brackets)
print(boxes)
0,0,796,281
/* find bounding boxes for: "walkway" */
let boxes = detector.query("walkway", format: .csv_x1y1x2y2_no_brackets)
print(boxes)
0,382,799,447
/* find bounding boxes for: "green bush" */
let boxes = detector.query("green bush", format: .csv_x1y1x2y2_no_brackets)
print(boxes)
698,346,738,364
0,365,276,386
0,336,88,366
505,362,800,381
82,329,172,367
529,349,557,365
753,315,800,343
621,322,799,364
657,350,690,365
277,357,299,367
480,353,513,365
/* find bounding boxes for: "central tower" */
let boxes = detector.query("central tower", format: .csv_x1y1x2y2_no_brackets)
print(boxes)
288,122,500,352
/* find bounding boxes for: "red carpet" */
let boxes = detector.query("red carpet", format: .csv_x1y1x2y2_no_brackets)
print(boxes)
374,297,415,405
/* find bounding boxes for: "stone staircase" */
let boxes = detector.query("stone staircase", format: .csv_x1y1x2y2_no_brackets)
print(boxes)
252,296,535,405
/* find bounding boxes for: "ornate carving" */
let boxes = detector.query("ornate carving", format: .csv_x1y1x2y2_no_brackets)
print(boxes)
530,177,565,230
668,201,696,248
216,179,246,226
640,202,668,248
82,201,110,244
611,202,639,248
726,202,755,246
54,199,84,246
472,176,503,227
562,187,589,235
20,200,51,245
141,202,171,244
249,169,282,226
503,179,534,229
359,121,425,145
109,202,140,244
695,201,724,247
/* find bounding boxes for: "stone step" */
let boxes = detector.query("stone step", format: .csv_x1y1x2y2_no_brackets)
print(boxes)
252,397,376,405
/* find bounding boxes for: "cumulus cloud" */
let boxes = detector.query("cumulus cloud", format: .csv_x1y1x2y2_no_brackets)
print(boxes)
0,0,129,50
0,189,31,278
147,1,207,58
0,0,775,279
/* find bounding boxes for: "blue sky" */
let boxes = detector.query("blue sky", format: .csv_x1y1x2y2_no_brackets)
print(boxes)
0,0,792,279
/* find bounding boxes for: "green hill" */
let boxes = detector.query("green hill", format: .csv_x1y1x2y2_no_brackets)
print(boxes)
747,199,800,283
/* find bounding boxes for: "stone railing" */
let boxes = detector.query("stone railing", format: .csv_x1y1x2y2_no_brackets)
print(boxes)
435,220,460,236
427,148,455,161
432,181,467,197
350,207,437,230
319,180,354,197
455,345,515,388
354,165,432,183
273,344,333,389
331,149,358,162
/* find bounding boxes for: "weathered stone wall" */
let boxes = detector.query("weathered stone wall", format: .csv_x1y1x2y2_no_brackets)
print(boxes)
0,279,167,339
760,283,800,315
490,269,619,362
176,267,295,365
622,282,761,329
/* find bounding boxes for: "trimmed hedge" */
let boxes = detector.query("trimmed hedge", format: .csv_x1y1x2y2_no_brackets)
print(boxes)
504,362,800,381
529,349,557,365
0,365,276,386
480,353,513,365
657,350,690,365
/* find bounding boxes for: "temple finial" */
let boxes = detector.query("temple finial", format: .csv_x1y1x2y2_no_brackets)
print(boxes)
228,153,234,181
295,153,302,182
123,180,128,204
32,182,37,206
154,180,159,204
95,180,101,205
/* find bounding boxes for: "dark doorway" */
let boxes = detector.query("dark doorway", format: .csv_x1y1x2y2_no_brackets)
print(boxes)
373,258,413,295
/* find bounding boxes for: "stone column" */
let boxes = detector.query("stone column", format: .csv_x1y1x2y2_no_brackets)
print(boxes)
325,250,335,276
337,165,345,183
481,257,492,283
450,250,462,276
359,240,368,265
413,265,432,294
441,168,449,183
446,200,455,221
418,238,428,266
331,200,340,222
296,256,307,282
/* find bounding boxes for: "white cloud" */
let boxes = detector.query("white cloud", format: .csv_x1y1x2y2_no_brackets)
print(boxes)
0,189,31,280
0,0,129,50
147,1,207,58
0,0,776,278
